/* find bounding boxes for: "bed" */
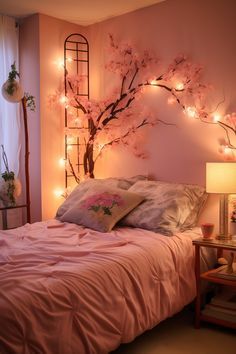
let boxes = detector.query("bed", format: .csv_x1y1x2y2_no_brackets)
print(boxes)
0,177,215,354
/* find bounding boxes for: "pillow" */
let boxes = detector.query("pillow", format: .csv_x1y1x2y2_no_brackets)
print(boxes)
56,175,146,218
120,180,207,236
60,186,144,232
109,175,147,190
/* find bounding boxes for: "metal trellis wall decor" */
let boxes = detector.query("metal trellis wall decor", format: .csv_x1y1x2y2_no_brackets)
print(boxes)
63,33,89,190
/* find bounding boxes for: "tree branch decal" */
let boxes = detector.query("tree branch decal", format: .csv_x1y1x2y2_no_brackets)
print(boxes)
51,34,236,182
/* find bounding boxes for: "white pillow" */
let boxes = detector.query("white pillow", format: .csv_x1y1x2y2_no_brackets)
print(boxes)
120,180,207,235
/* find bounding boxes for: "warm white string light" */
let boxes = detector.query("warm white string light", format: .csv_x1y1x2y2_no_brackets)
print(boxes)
150,79,158,86
55,58,64,69
53,189,64,198
53,60,80,199
212,113,221,123
175,82,184,90
58,158,67,167
185,106,198,118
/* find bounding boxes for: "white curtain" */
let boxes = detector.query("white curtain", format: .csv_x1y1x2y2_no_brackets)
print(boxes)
0,14,21,176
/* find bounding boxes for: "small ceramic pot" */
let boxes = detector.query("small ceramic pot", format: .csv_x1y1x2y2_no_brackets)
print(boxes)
201,223,214,239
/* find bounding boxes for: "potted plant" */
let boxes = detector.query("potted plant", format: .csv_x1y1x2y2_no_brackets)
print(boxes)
1,62,24,103
0,145,21,207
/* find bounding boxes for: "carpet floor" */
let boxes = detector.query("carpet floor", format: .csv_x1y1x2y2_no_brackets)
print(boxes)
112,306,235,354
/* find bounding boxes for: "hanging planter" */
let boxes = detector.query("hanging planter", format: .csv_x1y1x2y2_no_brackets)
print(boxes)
0,177,21,207
2,80,24,103
1,62,24,103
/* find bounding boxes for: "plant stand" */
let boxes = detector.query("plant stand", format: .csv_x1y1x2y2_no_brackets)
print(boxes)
21,97,31,223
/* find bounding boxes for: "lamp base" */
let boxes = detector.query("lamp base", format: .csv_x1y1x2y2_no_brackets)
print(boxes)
216,234,232,241
217,194,231,242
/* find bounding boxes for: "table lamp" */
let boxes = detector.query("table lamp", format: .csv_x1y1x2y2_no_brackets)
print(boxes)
206,162,236,240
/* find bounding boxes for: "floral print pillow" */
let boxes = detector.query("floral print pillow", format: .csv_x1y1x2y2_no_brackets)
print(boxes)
82,192,124,216
56,175,146,218
60,186,144,232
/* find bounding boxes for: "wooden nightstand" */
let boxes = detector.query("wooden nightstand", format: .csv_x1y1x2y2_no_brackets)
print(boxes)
192,238,236,330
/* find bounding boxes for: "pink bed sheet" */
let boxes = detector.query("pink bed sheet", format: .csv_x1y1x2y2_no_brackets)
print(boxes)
0,221,203,354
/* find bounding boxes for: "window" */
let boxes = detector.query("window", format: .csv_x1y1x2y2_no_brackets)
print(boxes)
0,14,21,176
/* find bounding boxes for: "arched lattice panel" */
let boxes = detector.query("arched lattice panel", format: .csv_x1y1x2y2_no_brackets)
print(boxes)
64,33,89,190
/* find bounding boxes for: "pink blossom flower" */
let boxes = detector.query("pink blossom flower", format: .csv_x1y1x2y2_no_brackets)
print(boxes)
82,192,124,216
225,113,236,128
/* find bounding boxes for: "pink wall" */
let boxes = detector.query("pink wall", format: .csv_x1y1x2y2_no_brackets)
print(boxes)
86,0,236,226
39,14,87,220
20,0,236,227
20,14,87,220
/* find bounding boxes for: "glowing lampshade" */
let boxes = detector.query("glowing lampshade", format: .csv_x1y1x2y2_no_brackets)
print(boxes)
206,162,236,239
206,162,236,194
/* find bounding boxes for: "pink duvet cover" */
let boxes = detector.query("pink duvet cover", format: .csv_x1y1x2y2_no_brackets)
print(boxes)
0,221,203,354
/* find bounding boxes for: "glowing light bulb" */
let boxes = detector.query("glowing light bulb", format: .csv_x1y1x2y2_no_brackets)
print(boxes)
53,189,64,198
59,95,68,105
150,80,157,85
59,158,66,167
185,106,197,118
55,59,64,69
212,113,221,123
175,82,184,90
